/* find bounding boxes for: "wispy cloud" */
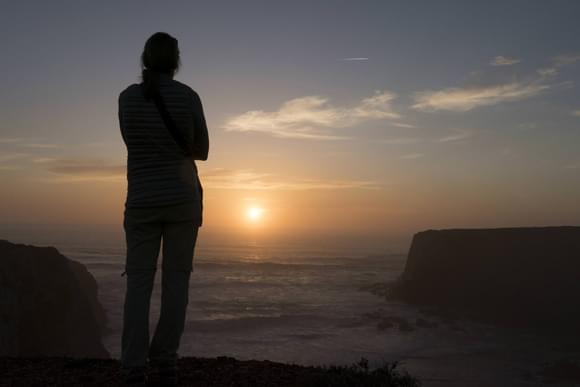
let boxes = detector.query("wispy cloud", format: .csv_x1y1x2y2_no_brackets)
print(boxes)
413,52,578,113
412,82,549,112
379,137,422,145
0,152,30,162
223,91,402,139
341,57,369,61
200,168,380,190
400,153,424,159
0,137,63,148
0,137,63,151
32,157,58,163
0,137,24,144
553,54,580,67
563,162,580,170
36,161,381,189
380,130,474,145
20,143,61,149
490,56,521,66
537,53,580,78
0,166,23,171
40,158,125,182
537,68,558,77
435,129,475,143
391,122,417,128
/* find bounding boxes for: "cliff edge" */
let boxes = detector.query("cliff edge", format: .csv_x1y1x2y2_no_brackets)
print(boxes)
389,226,580,336
0,239,110,358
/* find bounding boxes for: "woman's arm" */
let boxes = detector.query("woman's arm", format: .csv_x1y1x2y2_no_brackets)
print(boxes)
191,91,209,161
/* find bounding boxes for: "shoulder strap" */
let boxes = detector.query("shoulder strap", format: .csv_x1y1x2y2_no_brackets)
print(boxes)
144,84,204,209
145,84,193,156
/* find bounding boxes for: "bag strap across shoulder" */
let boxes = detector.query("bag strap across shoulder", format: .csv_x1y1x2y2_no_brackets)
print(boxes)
145,85,193,157
143,84,204,216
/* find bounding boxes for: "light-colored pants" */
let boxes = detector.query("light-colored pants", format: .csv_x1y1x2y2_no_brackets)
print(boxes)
120,200,201,370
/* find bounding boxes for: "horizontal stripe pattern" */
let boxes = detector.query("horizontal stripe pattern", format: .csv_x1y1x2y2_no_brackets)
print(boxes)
119,76,203,209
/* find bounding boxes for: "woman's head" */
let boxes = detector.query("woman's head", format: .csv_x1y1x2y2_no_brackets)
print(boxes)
140,32,181,99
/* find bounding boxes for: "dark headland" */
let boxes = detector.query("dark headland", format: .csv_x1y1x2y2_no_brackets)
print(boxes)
0,239,109,358
388,226,580,339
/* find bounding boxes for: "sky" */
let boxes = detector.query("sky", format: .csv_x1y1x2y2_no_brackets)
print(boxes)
1,1,579,250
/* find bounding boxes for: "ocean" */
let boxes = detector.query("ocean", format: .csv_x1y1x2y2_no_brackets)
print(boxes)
2,225,575,386
63,243,410,368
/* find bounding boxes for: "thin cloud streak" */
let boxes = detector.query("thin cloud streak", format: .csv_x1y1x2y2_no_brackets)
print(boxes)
380,130,474,145
35,158,125,182
391,122,417,128
0,152,30,162
490,56,521,66
0,138,24,144
537,53,580,78
412,82,549,112
563,162,580,170
341,57,369,61
20,143,61,149
0,137,62,147
48,164,125,177
400,153,424,159
32,157,58,163
435,129,475,143
552,54,580,67
379,137,422,145
200,168,380,190
413,52,579,112
537,68,558,77
0,166,23,171
30,159,381,190
223,91,402,140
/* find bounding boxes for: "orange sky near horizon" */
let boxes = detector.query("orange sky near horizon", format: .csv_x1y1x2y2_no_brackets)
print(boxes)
1,2,580,250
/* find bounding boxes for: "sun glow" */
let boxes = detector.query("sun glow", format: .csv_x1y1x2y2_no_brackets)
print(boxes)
246,206,264,221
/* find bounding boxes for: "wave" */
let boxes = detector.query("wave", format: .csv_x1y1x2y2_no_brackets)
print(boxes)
192,258,402,270
185,313,337,333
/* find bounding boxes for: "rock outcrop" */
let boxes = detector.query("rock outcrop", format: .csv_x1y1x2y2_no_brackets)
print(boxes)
389,226,580,335
0,240,110,358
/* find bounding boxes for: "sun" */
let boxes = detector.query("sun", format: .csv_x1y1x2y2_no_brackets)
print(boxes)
246,207,264,221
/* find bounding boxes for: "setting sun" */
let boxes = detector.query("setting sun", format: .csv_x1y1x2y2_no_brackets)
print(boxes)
246,207,264,221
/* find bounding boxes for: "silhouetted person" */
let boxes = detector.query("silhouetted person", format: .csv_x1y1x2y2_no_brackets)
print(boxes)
118,32,209,386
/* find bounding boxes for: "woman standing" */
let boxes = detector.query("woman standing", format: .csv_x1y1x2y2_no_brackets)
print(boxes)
118,32,209,386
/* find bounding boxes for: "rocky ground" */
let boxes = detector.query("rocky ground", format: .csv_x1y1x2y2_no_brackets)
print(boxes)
0,355,421,386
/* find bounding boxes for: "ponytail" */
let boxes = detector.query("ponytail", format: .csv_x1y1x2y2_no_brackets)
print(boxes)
141,68,161,101
139,32,180,101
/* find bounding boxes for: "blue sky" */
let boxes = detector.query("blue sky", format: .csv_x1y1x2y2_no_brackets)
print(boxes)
1,1,579,243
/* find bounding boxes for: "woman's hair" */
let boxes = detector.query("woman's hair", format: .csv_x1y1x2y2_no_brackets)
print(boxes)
140,32,181,100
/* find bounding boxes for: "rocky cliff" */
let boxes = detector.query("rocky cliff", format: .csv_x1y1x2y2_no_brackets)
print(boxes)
389,226,580,335
0,240,110,358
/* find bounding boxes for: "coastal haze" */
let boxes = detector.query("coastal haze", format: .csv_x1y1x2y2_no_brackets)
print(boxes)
2,1,580,386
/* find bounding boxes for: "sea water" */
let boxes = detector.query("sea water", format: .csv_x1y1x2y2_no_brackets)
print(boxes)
2,225,575,386
59,242,410,367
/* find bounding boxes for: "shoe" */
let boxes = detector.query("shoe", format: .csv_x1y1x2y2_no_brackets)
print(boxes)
122,366,147,386
148,361,178,387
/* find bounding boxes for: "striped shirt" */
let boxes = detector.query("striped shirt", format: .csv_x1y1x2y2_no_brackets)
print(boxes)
118,73,209,210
